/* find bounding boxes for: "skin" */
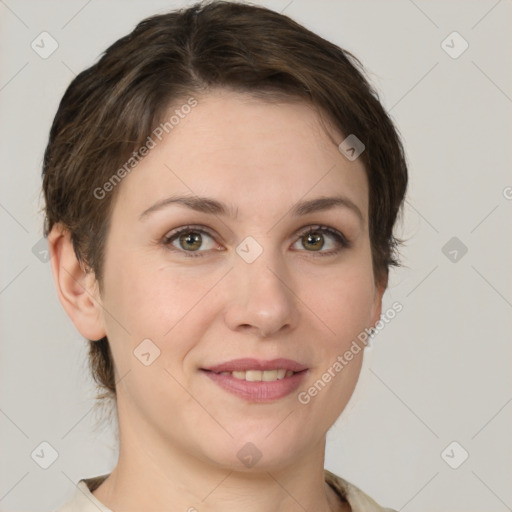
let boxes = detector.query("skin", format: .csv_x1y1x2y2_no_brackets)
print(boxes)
49,89,384,512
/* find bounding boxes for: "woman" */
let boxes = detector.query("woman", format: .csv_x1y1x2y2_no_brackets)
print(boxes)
44,1,407,511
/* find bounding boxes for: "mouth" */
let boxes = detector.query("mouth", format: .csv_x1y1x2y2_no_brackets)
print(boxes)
200,358,308,402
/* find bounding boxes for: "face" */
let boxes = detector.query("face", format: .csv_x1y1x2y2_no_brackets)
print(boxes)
93,89,383,471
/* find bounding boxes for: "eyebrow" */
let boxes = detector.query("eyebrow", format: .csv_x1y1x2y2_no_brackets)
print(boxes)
139,194,364,224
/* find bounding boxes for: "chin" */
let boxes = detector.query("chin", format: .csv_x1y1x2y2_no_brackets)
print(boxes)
196,425,315,473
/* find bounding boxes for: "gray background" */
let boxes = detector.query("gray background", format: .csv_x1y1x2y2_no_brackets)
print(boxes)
1,1,511,511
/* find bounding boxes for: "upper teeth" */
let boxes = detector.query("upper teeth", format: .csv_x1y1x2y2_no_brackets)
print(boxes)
219,369,295,381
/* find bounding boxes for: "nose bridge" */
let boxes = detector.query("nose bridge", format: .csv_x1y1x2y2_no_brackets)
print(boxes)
241,246,288,297
225,239,299,337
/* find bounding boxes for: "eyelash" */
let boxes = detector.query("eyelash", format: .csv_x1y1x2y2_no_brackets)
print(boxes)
162,224,351,258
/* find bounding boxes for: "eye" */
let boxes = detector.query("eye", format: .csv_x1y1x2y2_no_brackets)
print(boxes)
291,225,350,256
163,225,220,258
162,224,350,258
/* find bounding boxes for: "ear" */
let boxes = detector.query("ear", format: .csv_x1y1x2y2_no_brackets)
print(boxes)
47,224,106,341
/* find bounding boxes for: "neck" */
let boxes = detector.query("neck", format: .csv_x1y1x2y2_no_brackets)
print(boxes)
92,413,343,512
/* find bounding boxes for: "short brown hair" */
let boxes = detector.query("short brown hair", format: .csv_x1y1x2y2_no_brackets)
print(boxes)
42,0,408,409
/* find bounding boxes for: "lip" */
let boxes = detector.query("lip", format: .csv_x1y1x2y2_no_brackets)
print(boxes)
202,358,308,373
202,370,308,402
201,358,309,403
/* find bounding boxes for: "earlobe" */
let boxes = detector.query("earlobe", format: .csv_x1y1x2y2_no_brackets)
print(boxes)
48,224,106,341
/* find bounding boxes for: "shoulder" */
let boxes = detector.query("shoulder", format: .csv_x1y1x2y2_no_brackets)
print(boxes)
324,469,398,512
54,474,111,512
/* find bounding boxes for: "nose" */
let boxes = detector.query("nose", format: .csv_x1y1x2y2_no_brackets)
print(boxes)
223,249,300,338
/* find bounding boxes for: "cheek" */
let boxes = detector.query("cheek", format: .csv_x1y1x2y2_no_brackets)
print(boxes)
299,267,373,417
306,262,376,342
100,254,223,349
98,260,213,402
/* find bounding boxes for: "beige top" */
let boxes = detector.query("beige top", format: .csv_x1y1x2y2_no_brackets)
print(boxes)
54,470,397,512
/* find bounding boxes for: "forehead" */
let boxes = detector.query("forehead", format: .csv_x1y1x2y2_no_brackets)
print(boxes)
111,90,369,223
